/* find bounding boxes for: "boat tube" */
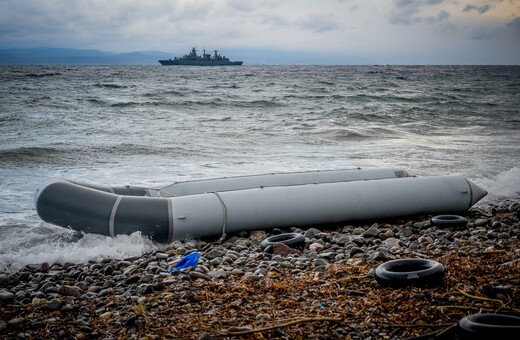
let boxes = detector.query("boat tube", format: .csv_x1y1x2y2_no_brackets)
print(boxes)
73,168,411,198
35,169,487,243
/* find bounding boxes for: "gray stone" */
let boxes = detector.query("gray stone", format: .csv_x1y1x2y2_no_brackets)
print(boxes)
98,288,113,297
208,269,227,280
475,218,489,227
318,252,336,259
42,299,64,312
226,250,241,258
103,265,114,275
57,285,81,297
155,252,169,260
453,231,464,239
334,236,350,245
7,317,24,327
253,268,267,276
304,228,321,239
363,223,380,238
413,222,425,229
226,253,239,261
39,262,50,273
231,268,244,276
137,284,153,294
351,236,365,246
242,274,262,282
256,313,270,321
384,237,400,249
209,258,222,266
141,274,154,283
418,236,434,245
350,247,365,256
87,286,102,293
353,227,365,235
122,265,138,276
400,227,413,238
491,221,502,229
369,250,394,262
314,258,328,267
126,274,141,284
39,282,55,293
408,241,419,251
189,272,212,281
205,248,226,260
0,289,14,302
316,232,330,240
0,273,8,286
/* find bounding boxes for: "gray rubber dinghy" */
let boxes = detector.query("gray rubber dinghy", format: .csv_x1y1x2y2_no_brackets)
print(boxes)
35,168,487,243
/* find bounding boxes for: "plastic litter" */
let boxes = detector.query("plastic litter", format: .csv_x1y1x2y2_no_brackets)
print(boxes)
169,252,200,272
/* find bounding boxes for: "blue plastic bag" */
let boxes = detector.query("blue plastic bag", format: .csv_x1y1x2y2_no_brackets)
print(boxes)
169,252,200,272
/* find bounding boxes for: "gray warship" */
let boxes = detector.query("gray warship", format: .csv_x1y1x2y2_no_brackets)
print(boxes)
159,47,243,66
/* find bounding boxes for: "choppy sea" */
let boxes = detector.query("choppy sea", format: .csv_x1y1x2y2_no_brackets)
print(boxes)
1,65,519,272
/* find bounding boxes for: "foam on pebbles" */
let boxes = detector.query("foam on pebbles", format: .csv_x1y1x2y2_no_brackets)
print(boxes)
0,202,519,338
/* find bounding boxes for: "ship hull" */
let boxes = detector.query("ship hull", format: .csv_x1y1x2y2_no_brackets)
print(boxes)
159,59,243,66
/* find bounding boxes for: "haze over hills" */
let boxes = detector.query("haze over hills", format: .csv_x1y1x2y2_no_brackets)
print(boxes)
0,47,373,65
0,48,171,65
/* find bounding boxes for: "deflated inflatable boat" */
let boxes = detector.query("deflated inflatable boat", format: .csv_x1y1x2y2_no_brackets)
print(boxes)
34,168,487,243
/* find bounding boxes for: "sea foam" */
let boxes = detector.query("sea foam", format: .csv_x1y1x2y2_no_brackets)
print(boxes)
475,167,520,204
0,230,156,273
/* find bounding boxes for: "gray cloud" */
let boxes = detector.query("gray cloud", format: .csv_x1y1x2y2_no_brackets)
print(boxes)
426,0,445,5
389,0,449,25
389,0,421,25
463,4,492,14
425,10,450,24
394,0,416,8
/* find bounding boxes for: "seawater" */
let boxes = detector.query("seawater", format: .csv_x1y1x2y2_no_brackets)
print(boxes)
1,65,519,272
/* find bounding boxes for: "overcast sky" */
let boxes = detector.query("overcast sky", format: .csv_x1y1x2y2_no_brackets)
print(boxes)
1,0,519,64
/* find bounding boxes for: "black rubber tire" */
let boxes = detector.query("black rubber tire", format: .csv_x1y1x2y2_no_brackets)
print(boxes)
459,313,520,339
260,232,305,251
431,215,468,228
374,258,445,288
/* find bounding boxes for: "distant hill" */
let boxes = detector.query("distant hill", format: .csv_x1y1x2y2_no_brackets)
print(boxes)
0,47,172,65
0,47,373,65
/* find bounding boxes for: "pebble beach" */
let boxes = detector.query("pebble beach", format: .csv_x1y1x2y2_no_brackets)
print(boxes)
1,200,519,339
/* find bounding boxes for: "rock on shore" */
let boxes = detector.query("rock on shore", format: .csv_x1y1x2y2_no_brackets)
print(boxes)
1,201,519,339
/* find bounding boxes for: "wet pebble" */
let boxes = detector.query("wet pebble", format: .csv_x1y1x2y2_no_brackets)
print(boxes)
57,285,81,297
42,299,64,312
208,270,227,280
189,272,212,281
0,289,14,303
363,223,380,238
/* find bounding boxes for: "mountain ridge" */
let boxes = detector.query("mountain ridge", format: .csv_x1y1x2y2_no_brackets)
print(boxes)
0,47,373,65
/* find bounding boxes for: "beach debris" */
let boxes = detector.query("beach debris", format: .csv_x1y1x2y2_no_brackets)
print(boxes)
459,313,520,338
169,252,200,272
374,258,445,288
260,232,305,250
431,214,468,228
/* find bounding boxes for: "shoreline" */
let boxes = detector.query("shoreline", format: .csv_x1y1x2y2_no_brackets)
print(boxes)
1,200,519,339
